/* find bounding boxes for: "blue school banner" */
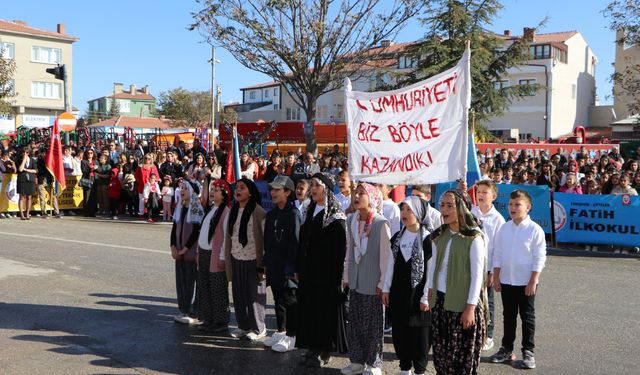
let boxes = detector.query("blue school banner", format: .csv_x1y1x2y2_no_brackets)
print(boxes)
255,180,274,210
554,193,640,247
494,184,552,234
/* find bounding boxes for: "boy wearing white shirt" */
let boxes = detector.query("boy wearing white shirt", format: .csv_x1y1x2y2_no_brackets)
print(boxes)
490,190,546,369
334,170,352,213
471,180,505,351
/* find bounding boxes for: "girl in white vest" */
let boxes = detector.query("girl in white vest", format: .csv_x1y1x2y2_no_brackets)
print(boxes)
341,182,390,375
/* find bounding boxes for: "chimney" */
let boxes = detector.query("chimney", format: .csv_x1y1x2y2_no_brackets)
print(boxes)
13,20,28,26
504,29,511,37
113,83,123,94
142,85,149,94
130,84,137,95
380,40,394,48
57,23,66,34
523,27,536,42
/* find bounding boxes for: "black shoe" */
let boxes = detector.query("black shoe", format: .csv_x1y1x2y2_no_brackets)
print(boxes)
522,350,536,369
490,347,515,363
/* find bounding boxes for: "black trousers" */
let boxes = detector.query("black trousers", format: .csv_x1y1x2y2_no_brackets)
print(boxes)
500,284,536,353
391,321,430,373
272,288,297,335
175,259,198,315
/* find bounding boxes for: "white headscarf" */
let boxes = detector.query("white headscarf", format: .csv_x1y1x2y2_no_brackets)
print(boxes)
173,181,204,225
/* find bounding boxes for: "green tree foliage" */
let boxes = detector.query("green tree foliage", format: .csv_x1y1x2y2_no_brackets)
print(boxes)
157,87,213,128
190,0,422,153
397,0,536,139
603,0,640,117
0,47,16,115
108,98,121,118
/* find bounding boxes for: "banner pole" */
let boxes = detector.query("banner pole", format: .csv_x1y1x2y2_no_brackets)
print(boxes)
550,191,557,248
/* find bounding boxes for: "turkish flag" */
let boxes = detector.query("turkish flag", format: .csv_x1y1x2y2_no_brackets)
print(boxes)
225,139,236,184
46,119,66,191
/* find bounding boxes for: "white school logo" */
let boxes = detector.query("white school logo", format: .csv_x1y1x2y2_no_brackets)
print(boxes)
553,200,566,232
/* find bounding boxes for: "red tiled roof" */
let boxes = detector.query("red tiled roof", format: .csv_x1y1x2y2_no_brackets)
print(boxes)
89,116,172,129
0,19,79,42
240,81,281,90
106,90,155,100
503,31,578,44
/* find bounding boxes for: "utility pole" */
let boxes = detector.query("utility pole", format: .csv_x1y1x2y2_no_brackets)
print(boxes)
210,46,218,151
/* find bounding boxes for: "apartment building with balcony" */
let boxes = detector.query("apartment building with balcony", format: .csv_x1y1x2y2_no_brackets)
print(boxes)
0,19,78,133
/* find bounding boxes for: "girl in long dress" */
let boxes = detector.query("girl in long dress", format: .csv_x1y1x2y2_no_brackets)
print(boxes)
297,173,348,368
428,189,487,375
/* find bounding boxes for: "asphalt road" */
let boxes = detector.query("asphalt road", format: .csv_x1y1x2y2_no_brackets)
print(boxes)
1,216,639,375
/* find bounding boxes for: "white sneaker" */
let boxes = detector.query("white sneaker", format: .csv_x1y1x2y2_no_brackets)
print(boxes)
245,329,267,341
112,216,118,220
397,371,412,375
174,314,191,324
364,367,382,375
482,337,494,351
230,328,249,338
263,331,286,347
272,336,297,352
340,363,366,375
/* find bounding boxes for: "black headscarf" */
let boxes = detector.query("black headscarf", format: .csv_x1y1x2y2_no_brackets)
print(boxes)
228,178,262,247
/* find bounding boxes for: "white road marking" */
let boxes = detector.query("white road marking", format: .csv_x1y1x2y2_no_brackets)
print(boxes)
0,231,167,255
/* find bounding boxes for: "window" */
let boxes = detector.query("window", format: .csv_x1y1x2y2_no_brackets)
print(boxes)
571,84,577,100
398,55,418,69
264,89,270,98
31,46,61,64
518,79,537,96
1,42,15,59
286,107,301,120
273,87,279,96
249,91,256,99
334,104,344,120
493,80,509,90
273,104,279,110
117,99,131,113
31,81,61,99
316,105,328,120
1,79,15,96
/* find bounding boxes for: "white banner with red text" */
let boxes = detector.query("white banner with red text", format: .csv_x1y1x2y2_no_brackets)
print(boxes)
345,48,471,185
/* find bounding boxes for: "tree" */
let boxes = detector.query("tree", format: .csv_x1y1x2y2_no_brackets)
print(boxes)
0,47,16,115
157,87,213,128
108,98,121,118
191,0,422,153
395,0,535,138
603,0,640,118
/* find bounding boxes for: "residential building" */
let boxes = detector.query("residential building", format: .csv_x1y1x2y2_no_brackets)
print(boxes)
613,28,640,121
87,83,156,121
0,19,78,133
487,28,597,141
233,29,598,141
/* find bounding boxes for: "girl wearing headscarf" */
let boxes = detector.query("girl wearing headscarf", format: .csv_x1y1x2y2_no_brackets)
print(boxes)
427,189,487,375
381,196,432,375
170,180,204,324
297,173,348,368
341,183,390,375
221,178,267,341
196,179,231,332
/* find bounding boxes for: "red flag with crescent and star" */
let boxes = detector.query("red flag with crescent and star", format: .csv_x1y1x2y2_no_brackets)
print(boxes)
45,119,66,191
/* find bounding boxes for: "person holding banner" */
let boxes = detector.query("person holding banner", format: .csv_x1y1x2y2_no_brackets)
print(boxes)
490,190,546,369
382,196,432,375
342,183,390,375
471,180,505,351
297,173,347,368
427,190,486,375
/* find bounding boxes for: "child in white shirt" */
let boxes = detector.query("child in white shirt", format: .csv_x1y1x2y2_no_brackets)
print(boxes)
471,180,505,351
334,170,352,213
490,189,546,369
143,173,161,222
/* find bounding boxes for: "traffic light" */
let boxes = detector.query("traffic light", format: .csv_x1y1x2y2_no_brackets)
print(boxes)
45,64,65,80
